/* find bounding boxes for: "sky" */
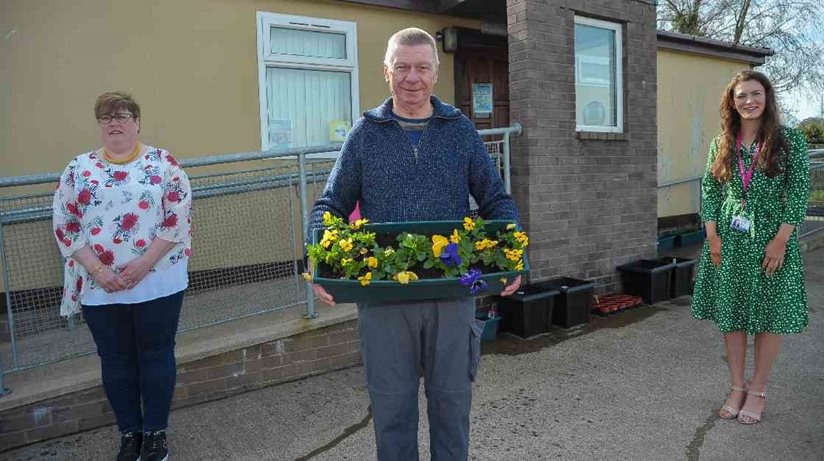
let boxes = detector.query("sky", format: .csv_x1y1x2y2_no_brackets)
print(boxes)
782,90,823,122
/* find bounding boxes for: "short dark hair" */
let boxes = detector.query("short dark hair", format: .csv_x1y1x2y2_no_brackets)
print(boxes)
94,91,141,120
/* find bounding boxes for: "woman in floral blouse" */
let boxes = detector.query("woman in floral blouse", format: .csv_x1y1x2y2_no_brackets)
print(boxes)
52,92,191,461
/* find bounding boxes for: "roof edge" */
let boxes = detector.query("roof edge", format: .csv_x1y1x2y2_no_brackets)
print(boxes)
657,30,773,65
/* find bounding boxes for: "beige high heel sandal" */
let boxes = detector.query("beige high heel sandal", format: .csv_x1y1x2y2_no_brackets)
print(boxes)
719,385,747,419
737,389,767,424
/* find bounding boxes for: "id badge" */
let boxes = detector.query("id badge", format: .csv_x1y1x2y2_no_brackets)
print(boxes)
730,215,752,233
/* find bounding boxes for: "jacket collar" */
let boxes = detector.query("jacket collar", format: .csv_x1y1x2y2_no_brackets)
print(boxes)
363,95,462,123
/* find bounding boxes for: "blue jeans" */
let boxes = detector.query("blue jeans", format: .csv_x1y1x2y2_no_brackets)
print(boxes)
83,291,184,433
358,298,484,461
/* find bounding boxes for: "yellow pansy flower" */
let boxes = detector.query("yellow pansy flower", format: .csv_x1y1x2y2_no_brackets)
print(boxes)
506,223,516,230
504,248,524,262
514,231,529,246
463,217,476,231
322,211,333,226
358,272,372,286
301,272,313,282
350,218,370,230
384,248,395,257
341,258,353,266
432,235,449,257
339,238,353,252
474,239,499,251
394,271,419,285
367,256,378,268
450,229,461,244
515,260,524,271
320,229,338,249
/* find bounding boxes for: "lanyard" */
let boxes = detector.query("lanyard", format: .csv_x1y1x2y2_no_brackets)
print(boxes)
735,132,760,209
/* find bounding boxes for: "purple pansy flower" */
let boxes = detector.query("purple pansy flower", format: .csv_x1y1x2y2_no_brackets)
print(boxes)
460,268,488,295
440,243,462,267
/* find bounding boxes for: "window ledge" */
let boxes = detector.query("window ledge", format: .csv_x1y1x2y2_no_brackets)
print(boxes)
576,131,627,141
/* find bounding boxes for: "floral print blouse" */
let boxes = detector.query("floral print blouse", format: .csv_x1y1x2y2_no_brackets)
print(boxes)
53,146,192,316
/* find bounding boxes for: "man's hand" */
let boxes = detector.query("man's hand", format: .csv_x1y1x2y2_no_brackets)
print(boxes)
312,282,336,305
500,275,522,296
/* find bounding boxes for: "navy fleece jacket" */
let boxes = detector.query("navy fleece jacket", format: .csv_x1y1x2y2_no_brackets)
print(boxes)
307,96,519,243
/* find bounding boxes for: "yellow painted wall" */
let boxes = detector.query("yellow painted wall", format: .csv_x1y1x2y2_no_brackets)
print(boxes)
656,49,753,217
0,0,479,176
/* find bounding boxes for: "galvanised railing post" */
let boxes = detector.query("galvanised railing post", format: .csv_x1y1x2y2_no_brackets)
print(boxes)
0,211,19,396
298,151,317,319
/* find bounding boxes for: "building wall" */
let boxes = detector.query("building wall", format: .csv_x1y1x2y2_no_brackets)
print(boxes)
656,49,751,218
0,0,479,177
507,0,659,292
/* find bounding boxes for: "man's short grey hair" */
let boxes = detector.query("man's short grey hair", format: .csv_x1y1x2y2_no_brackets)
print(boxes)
384,27,440,68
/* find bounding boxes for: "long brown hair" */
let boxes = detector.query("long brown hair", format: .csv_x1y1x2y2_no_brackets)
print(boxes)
711,70,788,182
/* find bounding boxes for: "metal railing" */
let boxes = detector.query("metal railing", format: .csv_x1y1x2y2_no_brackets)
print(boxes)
0,124,522,393
658,148,824,238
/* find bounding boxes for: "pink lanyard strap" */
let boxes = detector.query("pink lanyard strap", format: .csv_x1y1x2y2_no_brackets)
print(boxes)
735,132,760,209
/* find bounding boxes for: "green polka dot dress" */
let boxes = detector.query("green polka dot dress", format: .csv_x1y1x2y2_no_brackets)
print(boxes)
692,127,810,334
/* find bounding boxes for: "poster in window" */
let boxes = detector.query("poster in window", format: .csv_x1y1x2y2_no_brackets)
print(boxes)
472,83,493,118
329,120,351,142
269,119,291,149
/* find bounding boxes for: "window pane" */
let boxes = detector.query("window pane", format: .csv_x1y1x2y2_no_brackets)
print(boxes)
266,67,352,148
574,24,617,127
270,27,347,59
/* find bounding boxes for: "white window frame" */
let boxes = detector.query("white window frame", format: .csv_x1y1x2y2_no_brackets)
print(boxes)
574,16,623,134
256,12,360,153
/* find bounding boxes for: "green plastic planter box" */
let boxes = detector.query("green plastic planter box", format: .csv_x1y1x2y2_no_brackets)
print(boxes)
657,235,676,252
475,311,501,342
311,220,528,303
675,228,706,247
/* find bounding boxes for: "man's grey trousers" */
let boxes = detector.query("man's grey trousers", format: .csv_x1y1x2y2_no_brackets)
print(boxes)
358,298,485,461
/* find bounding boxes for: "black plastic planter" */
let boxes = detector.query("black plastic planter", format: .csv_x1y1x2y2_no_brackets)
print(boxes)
534,277,595,329
616,259,676,305
496,285,559,338
658,257,698,298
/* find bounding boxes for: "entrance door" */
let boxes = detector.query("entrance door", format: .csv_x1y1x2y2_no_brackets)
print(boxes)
455,46,509,130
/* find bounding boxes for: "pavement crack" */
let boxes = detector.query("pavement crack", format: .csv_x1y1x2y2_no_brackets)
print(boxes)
685,410,720,461
294,405,373,461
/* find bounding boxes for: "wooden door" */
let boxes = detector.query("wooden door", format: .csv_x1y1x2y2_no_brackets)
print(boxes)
454,47,509,130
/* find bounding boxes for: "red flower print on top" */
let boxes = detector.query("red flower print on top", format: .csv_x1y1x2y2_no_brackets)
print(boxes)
167,191,180,203
138,200,150,210
82,170,91,177
55,228,65,240
98,250,115,266
77,189,92,205
165,154,179,167
135,239,146,248
76,277,83,292
150,175,162,185
66,202,82,218
93,244,105,253
161,214,178,228
65,222,81,233
113,171,128,181
91,227,101,236
121,213,139,231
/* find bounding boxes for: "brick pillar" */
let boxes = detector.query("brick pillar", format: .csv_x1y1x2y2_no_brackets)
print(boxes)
507,0,659,292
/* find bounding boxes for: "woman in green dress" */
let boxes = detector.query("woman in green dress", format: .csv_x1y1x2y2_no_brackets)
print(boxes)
692,70,810,425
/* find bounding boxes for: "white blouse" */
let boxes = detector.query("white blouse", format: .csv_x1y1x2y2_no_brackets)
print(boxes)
53,146,192,315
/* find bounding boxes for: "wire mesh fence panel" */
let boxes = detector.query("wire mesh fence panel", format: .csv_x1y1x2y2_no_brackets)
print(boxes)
0,128,517,373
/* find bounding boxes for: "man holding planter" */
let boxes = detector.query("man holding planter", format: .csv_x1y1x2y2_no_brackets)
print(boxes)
307,28,521,461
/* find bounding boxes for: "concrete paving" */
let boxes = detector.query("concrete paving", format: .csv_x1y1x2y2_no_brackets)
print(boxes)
3,247,823,461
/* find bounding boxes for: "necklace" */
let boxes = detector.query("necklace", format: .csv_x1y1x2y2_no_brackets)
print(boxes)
103,142,142,165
